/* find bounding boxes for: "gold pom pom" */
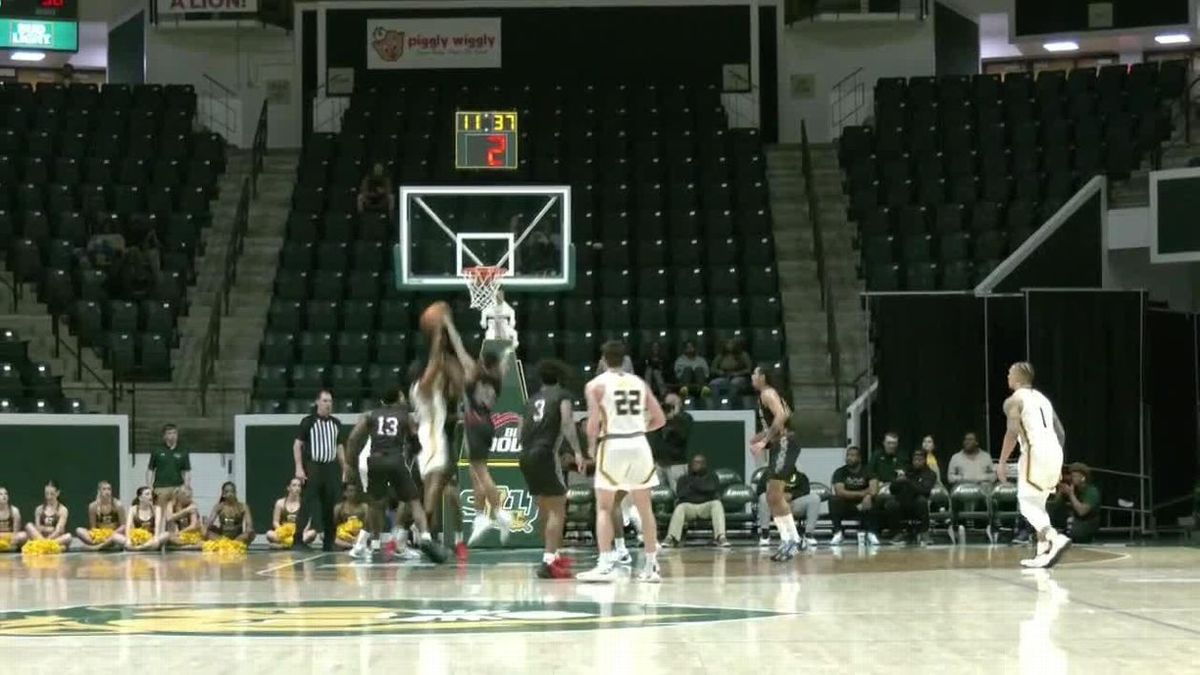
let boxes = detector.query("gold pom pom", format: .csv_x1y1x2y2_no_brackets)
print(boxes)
0,534,12,552
202,537,248,556
129,528,152,547
89,528,115,544
21,539,63,556
178,530,203,545
274,523,296,548
336,516,363,542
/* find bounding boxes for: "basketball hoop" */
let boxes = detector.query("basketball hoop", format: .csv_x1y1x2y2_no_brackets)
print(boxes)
463,266,507,310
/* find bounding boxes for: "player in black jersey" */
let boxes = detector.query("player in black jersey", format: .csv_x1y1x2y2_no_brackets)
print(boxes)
346,386,447,563
440,320,515,547
519,360,583,579
750,364,803,561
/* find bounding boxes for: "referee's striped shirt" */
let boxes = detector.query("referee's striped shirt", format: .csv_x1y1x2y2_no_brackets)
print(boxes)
296,414,342,463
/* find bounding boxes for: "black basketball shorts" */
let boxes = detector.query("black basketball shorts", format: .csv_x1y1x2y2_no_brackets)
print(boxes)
765,434,801,484
519,446,567,497
367,451,419,502
465,415,496,462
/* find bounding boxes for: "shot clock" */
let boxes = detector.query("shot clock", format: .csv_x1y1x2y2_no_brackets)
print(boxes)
455,110,519,170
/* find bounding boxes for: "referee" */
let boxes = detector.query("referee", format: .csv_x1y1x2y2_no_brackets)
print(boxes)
292,389,347,551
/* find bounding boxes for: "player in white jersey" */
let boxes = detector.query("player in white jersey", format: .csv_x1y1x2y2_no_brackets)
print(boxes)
997,362,1071,568
577,341,667,583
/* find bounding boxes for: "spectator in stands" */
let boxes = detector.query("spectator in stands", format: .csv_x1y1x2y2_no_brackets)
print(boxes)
640,341,669,398
1047,463,1101,543
662,454,728,547
674,341,710,397
60,63,76,85
920,434,943,483
652,393,692,487
869,432,907,484
757,468,820,549
87,219,126,272
709,337,753,398
948,432,996,486
117,247,157,301
886,448,938,545
830,446,880,546
357,163,394,216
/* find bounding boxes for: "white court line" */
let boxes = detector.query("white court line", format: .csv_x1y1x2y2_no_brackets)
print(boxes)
255,552,329,576
1121,578,1200,584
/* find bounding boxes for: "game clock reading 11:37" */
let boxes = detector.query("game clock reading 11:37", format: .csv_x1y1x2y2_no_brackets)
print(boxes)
455,111,518,170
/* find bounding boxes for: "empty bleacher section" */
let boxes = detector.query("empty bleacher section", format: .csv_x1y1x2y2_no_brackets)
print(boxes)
253,81,785,412
839,62,1188,292
0,82,226,386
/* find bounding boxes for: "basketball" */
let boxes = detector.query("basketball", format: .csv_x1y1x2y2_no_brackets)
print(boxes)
419,301,450,334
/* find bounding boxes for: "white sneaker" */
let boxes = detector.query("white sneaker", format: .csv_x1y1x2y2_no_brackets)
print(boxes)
576,564,619,583
866,533,881,547
613,548,633,565
957,525,966,544
803,536,818,550
349,544,371,560
830,531,845,546
1039,534,1071,568
636,561,661,584
397,547,422,561
758,536,772,547
467,514,493,547
495,511,513,544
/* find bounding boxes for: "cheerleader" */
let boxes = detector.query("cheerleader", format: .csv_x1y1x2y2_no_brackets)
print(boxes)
206,481,256,545
266,478,317,549
24,480,72,549
0,486,28,551
332,481,369,551
75,480,126,551
124,486,166,552
165,486,204,549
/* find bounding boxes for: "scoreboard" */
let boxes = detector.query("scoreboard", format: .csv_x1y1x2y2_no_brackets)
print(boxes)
455,111,519,171
0,0,78,52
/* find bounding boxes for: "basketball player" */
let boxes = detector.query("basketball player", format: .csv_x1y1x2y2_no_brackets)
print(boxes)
440,320,515,546
412,310,468,559
577,341,666,583
519,360,583,579
345,386,447,563
997,362,1071,569
750,365,804,561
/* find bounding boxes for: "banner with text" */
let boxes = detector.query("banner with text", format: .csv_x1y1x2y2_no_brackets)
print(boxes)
367,17,501,70
156,0,259,15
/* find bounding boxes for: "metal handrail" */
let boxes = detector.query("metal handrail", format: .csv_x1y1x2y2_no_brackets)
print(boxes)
831,67,867,137
49,315,120,413
251,99,268,197
200,73,238,143
800,120,843,411
199,176,251,415
201,73,237,98
0,270,19,310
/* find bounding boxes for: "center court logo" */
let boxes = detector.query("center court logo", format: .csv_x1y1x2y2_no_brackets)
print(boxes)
0,599,782,637
461,485,536,534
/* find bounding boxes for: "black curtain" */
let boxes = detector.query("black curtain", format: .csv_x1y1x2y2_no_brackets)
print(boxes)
869,294,987,461
984,295,1026,450
1147,309,1198,520
1025,290,1144,473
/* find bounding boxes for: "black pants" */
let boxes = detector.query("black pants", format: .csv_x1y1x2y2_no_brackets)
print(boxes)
886,494,930,534
829,496,878,533
295,460,341,551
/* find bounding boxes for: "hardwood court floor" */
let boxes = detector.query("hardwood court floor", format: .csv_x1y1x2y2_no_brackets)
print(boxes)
0,543,1198,674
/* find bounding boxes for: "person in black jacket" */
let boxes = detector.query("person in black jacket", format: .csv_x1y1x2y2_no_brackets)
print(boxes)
662,455,728,547
885,448,938,545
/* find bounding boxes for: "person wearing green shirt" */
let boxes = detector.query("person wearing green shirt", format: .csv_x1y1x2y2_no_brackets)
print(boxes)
869,432,908,485
1048,462,1101,543
148,424,191,505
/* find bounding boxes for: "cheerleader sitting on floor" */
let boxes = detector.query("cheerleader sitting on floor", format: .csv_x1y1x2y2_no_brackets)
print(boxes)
75,480,126,551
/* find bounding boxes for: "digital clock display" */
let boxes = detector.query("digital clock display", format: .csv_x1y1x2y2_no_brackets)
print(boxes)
455,110,519,171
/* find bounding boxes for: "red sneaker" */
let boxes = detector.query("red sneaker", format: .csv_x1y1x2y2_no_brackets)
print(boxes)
550,556,573,578
455,541,469,563
382,540,397,560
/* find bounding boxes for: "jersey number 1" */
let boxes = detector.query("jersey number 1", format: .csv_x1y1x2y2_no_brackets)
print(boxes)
614,390,642,416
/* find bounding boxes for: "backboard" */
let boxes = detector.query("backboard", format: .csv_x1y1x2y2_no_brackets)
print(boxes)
396,185,574,292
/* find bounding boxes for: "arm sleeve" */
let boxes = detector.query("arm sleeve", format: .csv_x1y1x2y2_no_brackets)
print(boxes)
180,452,191,471
295,417,312,443
148,452,158,470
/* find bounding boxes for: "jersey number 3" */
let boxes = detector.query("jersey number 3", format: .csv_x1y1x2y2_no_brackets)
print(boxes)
376,416,400,437
532,399,546,422
614,390,642,416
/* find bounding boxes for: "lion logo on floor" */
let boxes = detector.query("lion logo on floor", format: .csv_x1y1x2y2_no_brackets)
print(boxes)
372,27,405,62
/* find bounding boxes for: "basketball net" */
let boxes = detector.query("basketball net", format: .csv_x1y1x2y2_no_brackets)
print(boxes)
464,266,506,311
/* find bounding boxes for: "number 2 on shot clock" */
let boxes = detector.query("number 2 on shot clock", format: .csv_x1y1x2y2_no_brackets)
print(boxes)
455,110,519,171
